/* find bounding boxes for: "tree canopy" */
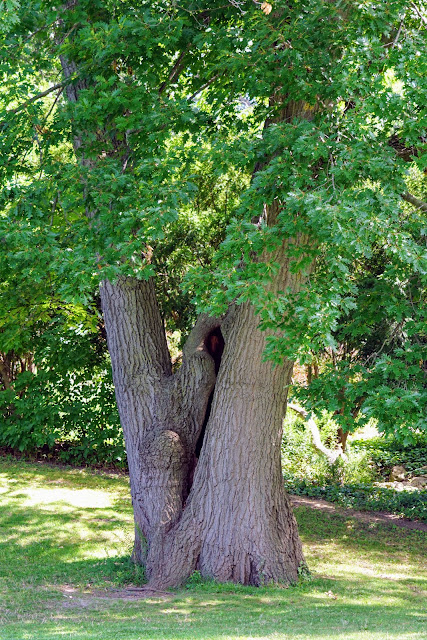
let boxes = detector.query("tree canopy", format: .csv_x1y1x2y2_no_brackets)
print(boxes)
1,0,426,445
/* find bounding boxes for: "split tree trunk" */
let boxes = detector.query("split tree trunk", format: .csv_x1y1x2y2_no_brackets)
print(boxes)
146,303,304,588
100,277,219,562
101,235,310,588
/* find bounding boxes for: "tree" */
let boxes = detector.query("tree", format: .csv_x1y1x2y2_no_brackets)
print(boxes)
291,213,427,449
1,0,426,589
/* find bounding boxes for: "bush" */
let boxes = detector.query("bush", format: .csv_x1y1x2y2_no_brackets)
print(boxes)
282,410,427,521
351,437,427,479
282,411,376,485
0,322,126,468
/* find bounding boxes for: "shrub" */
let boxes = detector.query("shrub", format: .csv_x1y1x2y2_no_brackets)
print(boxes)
282,411,427,521
285,479,427,522
282,411,376,485
351,436,427,479
0,322,126,468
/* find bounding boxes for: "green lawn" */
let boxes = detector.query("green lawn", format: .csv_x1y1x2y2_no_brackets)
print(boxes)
0,457,426,640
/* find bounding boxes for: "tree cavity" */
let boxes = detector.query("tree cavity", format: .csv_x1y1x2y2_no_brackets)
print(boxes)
195,327,224,457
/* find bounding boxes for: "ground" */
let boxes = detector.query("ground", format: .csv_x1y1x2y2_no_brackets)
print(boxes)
0,457,426,640
290,496,427,532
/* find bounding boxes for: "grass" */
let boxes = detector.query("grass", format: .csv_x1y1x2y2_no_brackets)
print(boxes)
0,457,426,640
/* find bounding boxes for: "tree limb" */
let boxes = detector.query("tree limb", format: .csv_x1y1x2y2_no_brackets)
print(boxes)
411,2,427,28
6,82,67,116
402,192,427,212
0,361,14,391
188,74,221,102
287,403,347,465
159,46,191,95
182,314,222,360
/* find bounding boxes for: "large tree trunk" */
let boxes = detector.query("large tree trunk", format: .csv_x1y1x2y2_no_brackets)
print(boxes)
101,234,309,589
146,302,304,588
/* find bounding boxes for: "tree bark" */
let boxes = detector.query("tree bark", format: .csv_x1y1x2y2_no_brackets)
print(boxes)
100,235,310,589
142,237,311,588
100,277,219,562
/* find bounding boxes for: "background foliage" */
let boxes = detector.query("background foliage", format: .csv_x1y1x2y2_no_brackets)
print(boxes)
0,1,426,461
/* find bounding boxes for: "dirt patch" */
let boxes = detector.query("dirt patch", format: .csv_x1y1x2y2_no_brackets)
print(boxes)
58,584,172,608
290,494,427,532
93,587,172,600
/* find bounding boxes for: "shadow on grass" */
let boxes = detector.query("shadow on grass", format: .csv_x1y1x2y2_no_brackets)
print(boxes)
1,458,426,639
0,456,129,492
295,503,427,556
1,496,425,583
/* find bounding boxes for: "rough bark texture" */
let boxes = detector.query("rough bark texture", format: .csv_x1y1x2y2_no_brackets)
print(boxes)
100,234,310,589
100,277,219,562
146,307,301,588
143,234,311,589
195,303,302,585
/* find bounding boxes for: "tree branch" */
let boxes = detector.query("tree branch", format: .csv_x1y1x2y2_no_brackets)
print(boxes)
188,74,221,101
159,46,191,95
411,2,427,28
287,403,347,465
401,192,427,212
0,361,14,391
182,314,222,360
6,82,67,116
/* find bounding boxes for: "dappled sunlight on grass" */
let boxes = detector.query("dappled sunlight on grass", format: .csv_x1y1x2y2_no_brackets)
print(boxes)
12,486,114,509
0,457,426,640
0,459,130,493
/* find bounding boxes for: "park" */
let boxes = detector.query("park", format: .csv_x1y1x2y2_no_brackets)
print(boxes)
0,1,426,638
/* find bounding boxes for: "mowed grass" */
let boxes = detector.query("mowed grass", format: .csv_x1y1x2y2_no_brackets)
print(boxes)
0,457,426,640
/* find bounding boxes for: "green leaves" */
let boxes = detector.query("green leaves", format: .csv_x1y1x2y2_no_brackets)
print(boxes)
0,0,21,33
0,0,426,444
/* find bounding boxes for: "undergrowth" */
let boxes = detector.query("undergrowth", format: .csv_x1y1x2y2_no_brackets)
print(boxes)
282,411,427,521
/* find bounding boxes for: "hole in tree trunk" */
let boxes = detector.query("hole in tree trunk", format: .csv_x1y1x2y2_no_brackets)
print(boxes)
185,327,225,499
195,327,224,458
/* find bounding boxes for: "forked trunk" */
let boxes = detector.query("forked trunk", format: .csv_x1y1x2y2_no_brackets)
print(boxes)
101,236,309,588
100,277,219,561
146,301,304,588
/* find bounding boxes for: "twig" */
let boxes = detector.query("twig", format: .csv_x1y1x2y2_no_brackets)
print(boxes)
50,193,59,226
391,16,405,49
55,22,79,48
9,3,79,51
42,86,65,124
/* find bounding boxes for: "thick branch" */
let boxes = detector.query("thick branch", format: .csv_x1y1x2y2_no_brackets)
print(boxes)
181,314,222,360
0,361,13,391
100,277,172,384
402,192,427,212
287,403,346,465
